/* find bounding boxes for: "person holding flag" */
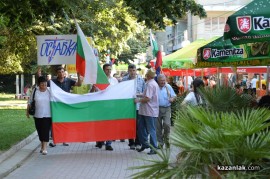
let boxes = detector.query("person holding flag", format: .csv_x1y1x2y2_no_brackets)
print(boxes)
48,66,82,147
122,64,145,150
135,68,159,155
95,63,118,151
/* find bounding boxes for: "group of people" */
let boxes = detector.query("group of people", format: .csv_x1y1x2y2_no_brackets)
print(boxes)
171,75,217,96
232,74,270,99
95,64,177,155
26,63,209,156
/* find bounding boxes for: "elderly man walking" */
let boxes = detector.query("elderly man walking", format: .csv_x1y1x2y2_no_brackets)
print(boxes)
135,68,159,155
156,74,176,149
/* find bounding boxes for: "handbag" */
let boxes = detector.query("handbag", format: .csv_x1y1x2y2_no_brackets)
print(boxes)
29,88,37,115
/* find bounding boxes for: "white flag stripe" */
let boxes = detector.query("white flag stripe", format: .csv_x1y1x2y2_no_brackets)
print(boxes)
76,23,97,84
50,80,135,104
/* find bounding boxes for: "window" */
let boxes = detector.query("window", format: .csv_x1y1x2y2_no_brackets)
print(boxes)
204,16,227,34
219,17,226,31
205,17,212,33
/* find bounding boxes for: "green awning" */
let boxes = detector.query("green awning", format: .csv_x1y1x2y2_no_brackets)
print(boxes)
224,0,270,45
163,38,218,69
194,36,270,68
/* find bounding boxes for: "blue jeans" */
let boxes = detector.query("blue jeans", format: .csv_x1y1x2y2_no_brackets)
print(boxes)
105,141,112,146
138,115,158,149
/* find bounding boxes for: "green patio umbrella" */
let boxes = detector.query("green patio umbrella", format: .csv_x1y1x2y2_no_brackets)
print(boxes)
223,0,270,94
163,38,216,69
195,36,270,68
224,0,270,45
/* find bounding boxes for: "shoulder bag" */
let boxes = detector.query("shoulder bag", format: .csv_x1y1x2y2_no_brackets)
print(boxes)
29,88,37,115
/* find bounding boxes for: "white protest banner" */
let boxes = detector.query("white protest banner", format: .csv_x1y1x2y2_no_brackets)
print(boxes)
37,35,77,65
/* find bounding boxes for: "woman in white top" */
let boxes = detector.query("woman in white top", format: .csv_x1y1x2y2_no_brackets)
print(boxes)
182,78,205,106
26,76,51,155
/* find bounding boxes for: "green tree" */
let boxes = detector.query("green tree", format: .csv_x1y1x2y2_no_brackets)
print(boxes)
67,0,141,59
0,0,206,74
117,30,149,64
0,0,143,74
124,0,206,29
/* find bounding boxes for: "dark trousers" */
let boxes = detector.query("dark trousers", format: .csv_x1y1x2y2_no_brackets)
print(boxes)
128,110,141,146
34,117,52,142
252,88,256,95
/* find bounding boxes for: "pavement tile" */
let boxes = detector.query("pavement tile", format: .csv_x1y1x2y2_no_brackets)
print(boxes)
2,135,180,179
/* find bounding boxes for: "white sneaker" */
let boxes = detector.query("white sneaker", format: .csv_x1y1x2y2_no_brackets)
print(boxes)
42,150,47,155
135,145,141,150
130,144,136,150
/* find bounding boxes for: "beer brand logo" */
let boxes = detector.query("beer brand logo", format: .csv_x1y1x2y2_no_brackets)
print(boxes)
203,48,211,60
237,16,251,33
202,48,244,60
253,16,270,30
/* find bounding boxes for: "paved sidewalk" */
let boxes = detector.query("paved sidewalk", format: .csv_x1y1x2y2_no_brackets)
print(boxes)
0,132,39,178
1,135,179,179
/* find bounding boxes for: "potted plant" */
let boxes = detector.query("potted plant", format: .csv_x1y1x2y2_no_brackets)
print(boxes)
130,87,270,178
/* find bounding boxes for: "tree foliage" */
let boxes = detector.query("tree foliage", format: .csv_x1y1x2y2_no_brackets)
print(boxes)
0,0,206,74
117,30,149,64
0,0,146,74
124,0,206,29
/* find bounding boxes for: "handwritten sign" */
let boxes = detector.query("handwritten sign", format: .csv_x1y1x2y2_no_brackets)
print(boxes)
37,35,77,65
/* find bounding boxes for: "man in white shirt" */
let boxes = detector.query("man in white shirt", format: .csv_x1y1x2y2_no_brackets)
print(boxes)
103,63,118,85
251,75,258,95
95,63,118,151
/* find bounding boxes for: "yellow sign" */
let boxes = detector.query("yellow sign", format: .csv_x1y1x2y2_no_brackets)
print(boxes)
67,64,76,74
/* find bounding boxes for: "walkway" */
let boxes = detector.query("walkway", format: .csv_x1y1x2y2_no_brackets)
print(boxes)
1,134,180,179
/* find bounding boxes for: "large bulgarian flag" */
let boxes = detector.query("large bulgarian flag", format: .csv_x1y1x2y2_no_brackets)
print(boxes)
50,79,136,143
76,23,109,90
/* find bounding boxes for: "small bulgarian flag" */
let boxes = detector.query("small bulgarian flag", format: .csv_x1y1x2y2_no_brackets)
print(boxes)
50,80,136,143
150,30,162,76
150,30,159,57
76,23,109,90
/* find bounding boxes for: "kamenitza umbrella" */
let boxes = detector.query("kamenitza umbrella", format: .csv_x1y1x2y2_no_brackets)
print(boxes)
224,0,270,45
223,0,270,94
195,36,270,68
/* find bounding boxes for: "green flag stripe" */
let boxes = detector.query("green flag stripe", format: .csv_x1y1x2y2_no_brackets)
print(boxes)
51,98,136,123
77,35,85,59
152,40,159,57
96,64,109,84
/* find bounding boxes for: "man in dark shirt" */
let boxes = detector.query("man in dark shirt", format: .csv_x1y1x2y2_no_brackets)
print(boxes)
49,66,82,147
52,67,82,92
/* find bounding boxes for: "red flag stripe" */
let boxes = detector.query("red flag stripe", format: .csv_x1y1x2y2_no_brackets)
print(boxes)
76,53,85,76
52,119,136,143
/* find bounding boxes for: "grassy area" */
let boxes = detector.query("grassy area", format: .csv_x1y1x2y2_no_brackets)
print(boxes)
0,94,35,152
0,93,28,106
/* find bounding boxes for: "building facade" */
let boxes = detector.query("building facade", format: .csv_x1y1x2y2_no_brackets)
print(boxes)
155,0,252,55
